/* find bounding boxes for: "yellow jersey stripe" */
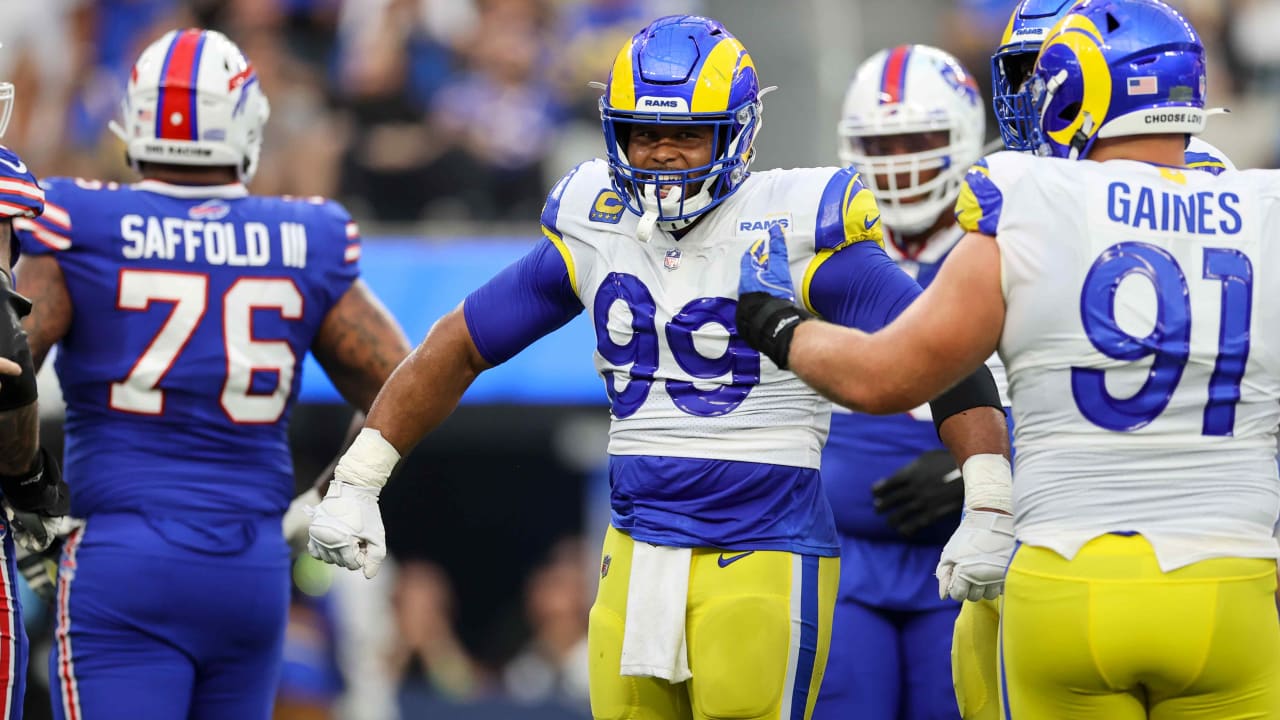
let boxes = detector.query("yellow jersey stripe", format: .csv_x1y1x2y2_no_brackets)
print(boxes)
542,225,578,296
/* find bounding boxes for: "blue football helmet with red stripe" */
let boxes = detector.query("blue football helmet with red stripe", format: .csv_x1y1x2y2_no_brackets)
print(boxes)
110,29,270,182
599,15,763,233
837,45,984,235
991,0,1078,151
1024,0,1207,159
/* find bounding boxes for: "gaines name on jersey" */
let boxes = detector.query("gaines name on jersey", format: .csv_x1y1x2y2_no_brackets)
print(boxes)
1105,180,1242,235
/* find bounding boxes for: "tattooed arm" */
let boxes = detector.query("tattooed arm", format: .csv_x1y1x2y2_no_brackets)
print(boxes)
312,279,412,414
14,254,72,373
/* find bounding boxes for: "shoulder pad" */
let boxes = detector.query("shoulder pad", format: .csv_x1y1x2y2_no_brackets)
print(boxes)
0,146,42,219
814,167,883,253
541,160,615,237
955,152,1037,235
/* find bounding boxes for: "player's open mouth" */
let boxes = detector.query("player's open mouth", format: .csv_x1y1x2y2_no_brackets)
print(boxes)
637,172,683,199
654,174,681,199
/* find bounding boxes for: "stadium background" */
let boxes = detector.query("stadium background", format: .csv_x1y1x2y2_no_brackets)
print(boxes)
3,0,1278,717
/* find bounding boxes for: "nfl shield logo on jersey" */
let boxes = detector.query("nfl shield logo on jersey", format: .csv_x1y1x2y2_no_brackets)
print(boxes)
664,248,682,271
601,554,611,578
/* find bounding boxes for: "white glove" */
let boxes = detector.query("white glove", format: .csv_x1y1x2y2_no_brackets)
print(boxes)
936,509,1015,602
308,481,386,579
3,501,69,554
282,488,322,556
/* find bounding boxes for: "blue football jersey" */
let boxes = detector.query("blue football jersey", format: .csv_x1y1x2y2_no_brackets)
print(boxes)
822,225,961,546
14,179,360,518
0,145,44,263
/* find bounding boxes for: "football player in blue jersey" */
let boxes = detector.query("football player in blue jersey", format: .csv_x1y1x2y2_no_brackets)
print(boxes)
305,15,1011,720
0,66,74,720
11,29,410,720
814,44,992,720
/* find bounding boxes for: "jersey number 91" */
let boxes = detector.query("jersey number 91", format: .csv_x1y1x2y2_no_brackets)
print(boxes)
1073,241,1252,435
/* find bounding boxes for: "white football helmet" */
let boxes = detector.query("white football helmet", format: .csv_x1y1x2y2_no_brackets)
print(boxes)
110,29,270,182
838,45,984,235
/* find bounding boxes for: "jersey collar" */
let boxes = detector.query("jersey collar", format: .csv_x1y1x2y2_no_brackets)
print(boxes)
884,224,963,265
133,180,249,199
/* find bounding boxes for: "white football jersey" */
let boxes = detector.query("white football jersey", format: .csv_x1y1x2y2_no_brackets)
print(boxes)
543,160,885,470
958,151,1280,570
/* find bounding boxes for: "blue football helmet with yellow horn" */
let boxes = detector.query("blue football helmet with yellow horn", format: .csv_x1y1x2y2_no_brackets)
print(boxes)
1025,0,1206,160
599,15,763,232
991,0,1079,151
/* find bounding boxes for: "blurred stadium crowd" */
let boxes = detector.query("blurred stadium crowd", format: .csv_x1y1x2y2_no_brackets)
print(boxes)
2,1,1279,719
1,0,691,226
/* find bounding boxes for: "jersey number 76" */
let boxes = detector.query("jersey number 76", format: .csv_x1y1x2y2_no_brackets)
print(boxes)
110,269,303,424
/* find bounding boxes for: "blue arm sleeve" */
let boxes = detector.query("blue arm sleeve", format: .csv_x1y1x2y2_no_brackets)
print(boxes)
463,240,583,365
806,241,922,331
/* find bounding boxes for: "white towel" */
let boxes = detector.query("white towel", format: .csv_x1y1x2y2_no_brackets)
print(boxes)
619,542,692,683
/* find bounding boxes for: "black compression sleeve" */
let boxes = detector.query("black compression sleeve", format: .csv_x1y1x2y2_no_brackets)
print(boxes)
929,364,1002,434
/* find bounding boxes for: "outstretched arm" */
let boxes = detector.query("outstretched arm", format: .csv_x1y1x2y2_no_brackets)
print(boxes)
365,306,490,451
308,238,582,578
283,280,412,553
789,232,1005,415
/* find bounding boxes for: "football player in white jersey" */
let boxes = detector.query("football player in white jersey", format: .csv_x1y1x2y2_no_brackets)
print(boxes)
304,14,1012,720
736,0,1280,717
951,1,1239,718
814,45,998,720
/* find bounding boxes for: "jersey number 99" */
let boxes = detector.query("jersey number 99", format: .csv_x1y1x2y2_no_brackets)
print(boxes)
1073,241,1252,435
593,272,761,418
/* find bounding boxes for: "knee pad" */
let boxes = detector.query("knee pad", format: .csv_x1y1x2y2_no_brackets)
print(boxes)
689,595,790,719
588,603,690,720
952,598,1002,720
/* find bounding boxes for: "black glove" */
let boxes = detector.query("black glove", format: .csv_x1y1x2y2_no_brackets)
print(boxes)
735,292,810,370
0,446,69,516
1,447,72,553
872,450,964,538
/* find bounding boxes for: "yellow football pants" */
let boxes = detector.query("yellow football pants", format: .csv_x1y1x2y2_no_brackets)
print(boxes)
1001,534,1280,719
587,526,839,720
953,595,1002,720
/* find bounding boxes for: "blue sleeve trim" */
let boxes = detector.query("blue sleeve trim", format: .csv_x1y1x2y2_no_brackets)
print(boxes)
806,241,921,331
464,240,583,365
